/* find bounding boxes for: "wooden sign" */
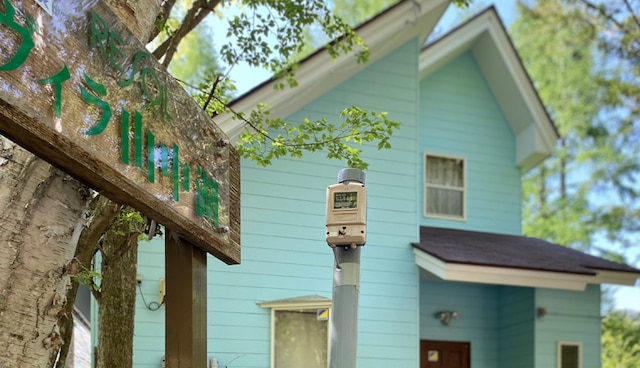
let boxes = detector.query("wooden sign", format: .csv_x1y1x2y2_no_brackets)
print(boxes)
0,0,240,264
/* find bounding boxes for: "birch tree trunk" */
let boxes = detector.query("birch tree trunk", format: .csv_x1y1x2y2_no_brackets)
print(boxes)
0,2,161,366
0,137,89,367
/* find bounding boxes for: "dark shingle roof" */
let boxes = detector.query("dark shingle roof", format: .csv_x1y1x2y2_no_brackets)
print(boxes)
412,226,640,275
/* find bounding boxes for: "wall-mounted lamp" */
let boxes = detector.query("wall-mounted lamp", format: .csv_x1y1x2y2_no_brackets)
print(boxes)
537,307,546,319
436,311,459,326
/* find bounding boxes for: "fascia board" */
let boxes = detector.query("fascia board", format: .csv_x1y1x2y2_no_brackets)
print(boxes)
419,9,558,172
258,299,332,310
414,248,448,279
444,263,591,291
473,14,557,166
414,248,593,291
217,0,450,143
418,15,486,79
592,270,640,286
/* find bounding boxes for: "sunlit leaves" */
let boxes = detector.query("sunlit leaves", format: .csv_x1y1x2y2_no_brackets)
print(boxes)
235,104,399,169
219,0,369,89
602,311,640,368
513,0,640,252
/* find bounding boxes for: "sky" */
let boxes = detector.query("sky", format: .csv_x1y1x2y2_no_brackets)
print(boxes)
217,0,640,313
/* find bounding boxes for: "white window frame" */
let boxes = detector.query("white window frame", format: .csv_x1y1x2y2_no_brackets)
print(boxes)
557,341,582,368
259,297,332,368
423,152,467,221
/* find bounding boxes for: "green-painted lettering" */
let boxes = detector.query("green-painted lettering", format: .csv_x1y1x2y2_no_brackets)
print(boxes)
162,84,172,121
81,73,112,135
108,29,125,74
38,64,70,118
89,11,109,60
183,163,190,191
118,51,149,87
173,144,179,201
141,67,162,106
134,111,143,168
194,166,219,224
90,11,125,73
121,110,130,164
147,130,154,183
205,174,219,227
0,0,35,71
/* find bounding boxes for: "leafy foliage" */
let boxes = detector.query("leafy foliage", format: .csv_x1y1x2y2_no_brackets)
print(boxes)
153,0,404,169
72,267,102,292
512,0,640,253
602,311,640,368
219,0,369,90
235,104,399,169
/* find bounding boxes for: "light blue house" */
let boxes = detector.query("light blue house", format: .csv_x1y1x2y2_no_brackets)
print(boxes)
118,1,640,367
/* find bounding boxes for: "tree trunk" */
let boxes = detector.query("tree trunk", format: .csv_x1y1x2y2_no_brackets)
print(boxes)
55,196,121,368
0,1,162,366
0,137,89,367
95,213,141,368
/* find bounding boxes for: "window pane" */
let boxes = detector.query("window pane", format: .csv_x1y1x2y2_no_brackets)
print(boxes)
275,310,327,368
427,187,463,217
426,156,463,187
561,345,579,368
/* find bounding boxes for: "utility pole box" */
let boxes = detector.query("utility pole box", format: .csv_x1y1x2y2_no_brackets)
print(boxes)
326,181,366,247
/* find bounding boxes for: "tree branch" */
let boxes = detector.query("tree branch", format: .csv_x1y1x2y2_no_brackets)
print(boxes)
149,0,179,42
622,0,640,32
152,0,221,66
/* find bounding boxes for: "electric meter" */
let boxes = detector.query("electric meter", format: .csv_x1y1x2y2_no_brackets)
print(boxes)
326,181,366,247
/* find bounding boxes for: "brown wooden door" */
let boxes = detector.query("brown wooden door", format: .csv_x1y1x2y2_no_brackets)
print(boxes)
420,340,470,368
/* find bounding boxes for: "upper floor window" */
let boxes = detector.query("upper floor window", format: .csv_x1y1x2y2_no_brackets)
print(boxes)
424,153,466,220
557,341,582,368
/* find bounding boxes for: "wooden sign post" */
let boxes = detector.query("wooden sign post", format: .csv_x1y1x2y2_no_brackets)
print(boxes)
0,0,240,365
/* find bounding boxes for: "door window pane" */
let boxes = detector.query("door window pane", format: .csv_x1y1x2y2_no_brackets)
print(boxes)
558,342,581,368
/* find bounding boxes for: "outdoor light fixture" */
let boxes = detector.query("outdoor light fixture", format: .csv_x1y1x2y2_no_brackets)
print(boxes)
436,311,459,326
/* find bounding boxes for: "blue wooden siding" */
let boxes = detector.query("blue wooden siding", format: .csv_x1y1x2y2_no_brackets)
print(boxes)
129,38,422,368
420,282,600,368
132,241,167,367
497,286,535,368
419,51,522,235
534,284,601,368
419,280,499,367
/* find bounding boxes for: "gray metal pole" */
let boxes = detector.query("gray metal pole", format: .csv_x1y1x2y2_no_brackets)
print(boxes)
329,168,365,368
330,246,360,368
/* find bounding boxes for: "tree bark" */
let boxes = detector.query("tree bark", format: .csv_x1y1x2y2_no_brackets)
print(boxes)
0,1,162,367
55,196,121,368
95,213,141,368
0,137,89,367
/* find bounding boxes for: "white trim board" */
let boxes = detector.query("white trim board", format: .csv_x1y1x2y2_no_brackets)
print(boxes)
414,248,640,291
419,8,558,173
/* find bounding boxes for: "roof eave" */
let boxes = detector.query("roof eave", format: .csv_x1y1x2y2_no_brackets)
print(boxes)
419,8,559,173
414,248,640,291
216,0,451,144
258,295,332,309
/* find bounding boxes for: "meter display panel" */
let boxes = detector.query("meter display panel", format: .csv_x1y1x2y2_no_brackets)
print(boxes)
334,192,358,209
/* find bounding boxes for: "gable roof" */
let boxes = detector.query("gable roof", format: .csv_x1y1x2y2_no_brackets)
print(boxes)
216,0,450,142
420,7,559,172
413,226,640,291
